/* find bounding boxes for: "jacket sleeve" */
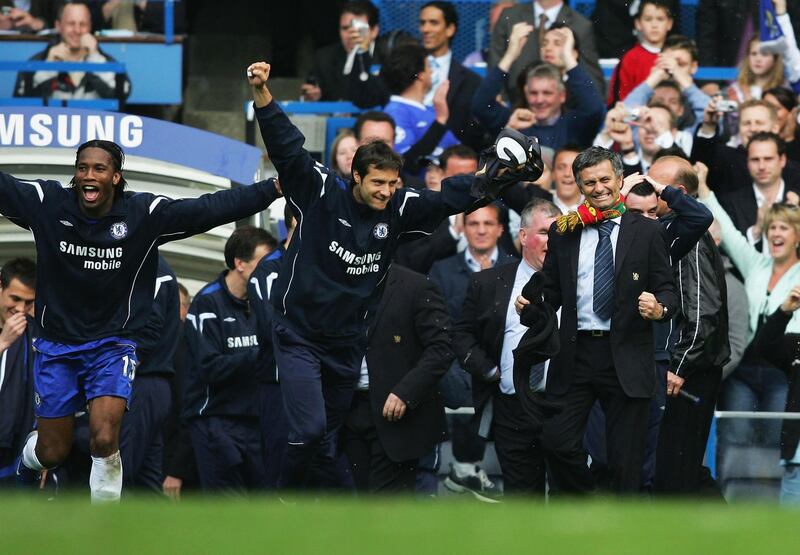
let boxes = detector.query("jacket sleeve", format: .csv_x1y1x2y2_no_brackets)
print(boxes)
660,186,714,261
394,223,457,274
452,275,499,379
470,65,512,137
670,241,725,377
187,296,258,385
0,173,61,229
151,178,281,239
623,81,654,110
391,277,455,408
395,175,475,236
699,192,766,281
501,183,553,215
541,225,564,311
402,121,449,173
722,274,749,379
650,223,678,318
254,100,338,210
564,64,607,147
134,299,165,365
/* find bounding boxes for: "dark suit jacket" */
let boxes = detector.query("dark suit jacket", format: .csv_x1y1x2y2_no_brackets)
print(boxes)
364,265,451,462
394,219,458,274
310,42,349,101
489,3,605,100
429,249,517,321
451,262,520,428
718,185,796,250
541,212,677,398
691,132,800,197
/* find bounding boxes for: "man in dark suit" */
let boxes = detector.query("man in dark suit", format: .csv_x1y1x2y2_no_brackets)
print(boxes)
346,1,486,150
452,199,561,495
521,146,677,493
300,1,380,102
430,203,515,499
489,0,605,100
692,99,800,196
717,132,799,253
340,265,452,493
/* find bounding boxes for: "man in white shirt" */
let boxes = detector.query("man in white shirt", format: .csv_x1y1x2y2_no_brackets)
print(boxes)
452,199,561,495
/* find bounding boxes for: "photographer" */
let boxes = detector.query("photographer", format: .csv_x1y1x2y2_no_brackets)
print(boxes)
300,1,380,102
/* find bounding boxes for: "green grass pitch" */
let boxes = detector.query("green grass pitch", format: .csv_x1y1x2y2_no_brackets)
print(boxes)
0,493,798,554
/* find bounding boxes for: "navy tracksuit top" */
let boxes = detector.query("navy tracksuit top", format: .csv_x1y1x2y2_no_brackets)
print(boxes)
182,272,260,418
255,100,475,345
0,170,279,344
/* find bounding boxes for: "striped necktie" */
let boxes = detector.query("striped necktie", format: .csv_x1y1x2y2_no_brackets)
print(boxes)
593,220,616,321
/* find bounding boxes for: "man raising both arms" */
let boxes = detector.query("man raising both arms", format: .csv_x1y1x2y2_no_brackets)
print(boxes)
247,61,531,490
6,140,281,502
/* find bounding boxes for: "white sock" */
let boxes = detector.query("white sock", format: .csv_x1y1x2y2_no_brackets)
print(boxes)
453,461,478,477
90,451,123,503
21,432,45,471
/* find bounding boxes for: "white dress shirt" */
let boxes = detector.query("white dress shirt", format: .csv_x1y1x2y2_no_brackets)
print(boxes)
424,50,452,106
576,217,620,331
747,180,785,253
498,260,536,394
465,246,499,273
533,1,563,29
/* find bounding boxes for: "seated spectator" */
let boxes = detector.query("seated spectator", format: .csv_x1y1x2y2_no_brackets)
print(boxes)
97,0,187,34
0,0,61,32
330,129,358,181
472,24,605,150
596,102,689,173
489,0,605,100
718,132,799,253
381,43,458,159
763,86,800,162
300,1,380,101
607,0,674,106
692,97,800,194
13,3,130,101
624,36,710,133
592,0,680,60
729,37,785,104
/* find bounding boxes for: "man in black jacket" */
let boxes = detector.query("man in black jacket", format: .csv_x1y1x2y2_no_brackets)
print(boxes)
341,265,452,492
182,227,277,492
119,255,179,492
453,199,561,496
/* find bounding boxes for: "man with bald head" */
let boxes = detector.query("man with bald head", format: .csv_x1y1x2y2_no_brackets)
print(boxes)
625,156,729,494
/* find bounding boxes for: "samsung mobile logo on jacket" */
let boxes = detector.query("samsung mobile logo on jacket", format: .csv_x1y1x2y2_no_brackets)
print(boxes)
328,240,383,275
227,335,258,348
59,241,123,270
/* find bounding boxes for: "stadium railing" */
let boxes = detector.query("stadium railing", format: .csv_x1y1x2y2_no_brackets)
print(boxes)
0,60,127,111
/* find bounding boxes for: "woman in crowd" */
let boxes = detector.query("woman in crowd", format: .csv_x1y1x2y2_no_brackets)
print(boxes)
329,129,358,181
697,173,800,490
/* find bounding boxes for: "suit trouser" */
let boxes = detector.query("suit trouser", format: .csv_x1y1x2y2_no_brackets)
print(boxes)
189,416,266,492
272,321,362,490
341,391,418,493
543,334,651,494
119,375,172,492
493,391,545,495
654,366,723,496
257,382,289,490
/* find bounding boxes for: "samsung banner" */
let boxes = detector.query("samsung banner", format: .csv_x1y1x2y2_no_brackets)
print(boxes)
0,106,261,184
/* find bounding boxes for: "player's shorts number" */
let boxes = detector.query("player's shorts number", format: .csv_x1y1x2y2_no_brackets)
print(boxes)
122,354,137,380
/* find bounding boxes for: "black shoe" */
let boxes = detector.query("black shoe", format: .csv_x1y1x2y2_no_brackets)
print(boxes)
443,464,502,503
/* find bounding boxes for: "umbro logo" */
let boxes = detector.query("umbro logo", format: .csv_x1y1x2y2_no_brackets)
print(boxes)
223,317,236,322
60,220,73,227
338,218,352,228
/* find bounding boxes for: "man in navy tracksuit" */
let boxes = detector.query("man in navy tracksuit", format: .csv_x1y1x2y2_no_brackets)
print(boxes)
248,216,289,490
248,61,479,489
118,255,179,492
183,226,277,492
6,140,280,502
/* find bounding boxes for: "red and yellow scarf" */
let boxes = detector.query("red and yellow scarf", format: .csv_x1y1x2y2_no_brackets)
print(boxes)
555,197,626,235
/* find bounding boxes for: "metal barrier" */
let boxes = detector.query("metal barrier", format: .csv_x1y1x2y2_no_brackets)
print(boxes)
0,60,127,111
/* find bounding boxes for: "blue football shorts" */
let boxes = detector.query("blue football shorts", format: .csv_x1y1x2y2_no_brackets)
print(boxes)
33,336,138,418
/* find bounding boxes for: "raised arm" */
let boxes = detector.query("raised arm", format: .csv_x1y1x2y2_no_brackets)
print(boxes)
0,172,61,229
657,183,714,261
